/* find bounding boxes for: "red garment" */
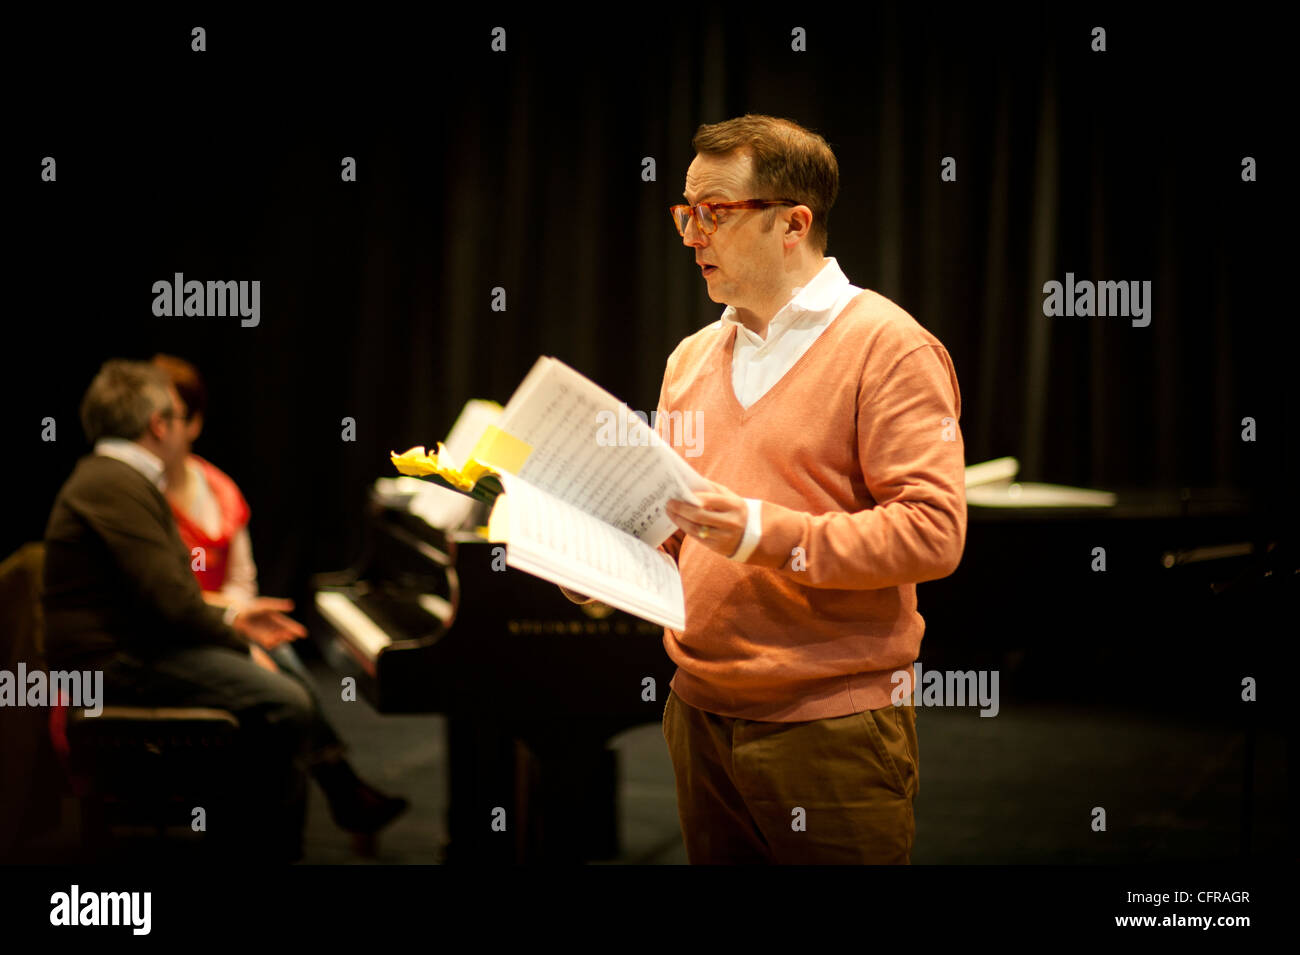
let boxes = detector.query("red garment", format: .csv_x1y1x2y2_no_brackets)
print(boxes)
168,454,251,592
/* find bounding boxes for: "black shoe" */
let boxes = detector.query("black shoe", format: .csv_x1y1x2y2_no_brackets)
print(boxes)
312,759,409,834
331,785,409,835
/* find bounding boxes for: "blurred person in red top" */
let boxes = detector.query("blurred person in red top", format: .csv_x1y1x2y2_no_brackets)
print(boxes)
152,353,408,841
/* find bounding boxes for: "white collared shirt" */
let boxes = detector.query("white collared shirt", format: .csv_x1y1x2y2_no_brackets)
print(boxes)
713,257,863,561
94,438,166,491
720,257,863,410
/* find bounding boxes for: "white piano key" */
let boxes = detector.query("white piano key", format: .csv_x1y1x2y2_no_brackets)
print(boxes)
417,593,453,626
315,591,392,660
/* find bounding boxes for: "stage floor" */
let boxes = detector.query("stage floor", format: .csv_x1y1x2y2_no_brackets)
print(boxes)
298,659,1289,865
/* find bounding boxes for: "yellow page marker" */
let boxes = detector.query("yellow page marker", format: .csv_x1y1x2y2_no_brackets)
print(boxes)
469,424,533,475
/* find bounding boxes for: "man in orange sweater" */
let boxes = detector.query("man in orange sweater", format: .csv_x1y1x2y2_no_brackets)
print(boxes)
651,114,967,864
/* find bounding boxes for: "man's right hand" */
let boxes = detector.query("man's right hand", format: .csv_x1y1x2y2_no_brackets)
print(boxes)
232,597,308,649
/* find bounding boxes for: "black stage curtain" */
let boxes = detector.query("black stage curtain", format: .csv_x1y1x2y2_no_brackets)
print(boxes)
6,6,1288,602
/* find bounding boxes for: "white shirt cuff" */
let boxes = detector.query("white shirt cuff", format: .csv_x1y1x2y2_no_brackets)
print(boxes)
728,498,763,561
222,603,244,627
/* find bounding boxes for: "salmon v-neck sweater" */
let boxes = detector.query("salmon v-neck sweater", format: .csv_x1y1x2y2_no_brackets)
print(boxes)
656,288,967,721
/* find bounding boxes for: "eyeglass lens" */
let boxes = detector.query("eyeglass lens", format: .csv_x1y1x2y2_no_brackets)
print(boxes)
676,204,715,235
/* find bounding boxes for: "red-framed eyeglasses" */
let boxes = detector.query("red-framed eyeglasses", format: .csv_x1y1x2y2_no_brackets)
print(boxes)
669,199,801,236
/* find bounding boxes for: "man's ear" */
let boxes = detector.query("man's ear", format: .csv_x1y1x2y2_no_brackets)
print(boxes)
145,409,168,442
786,205,813,239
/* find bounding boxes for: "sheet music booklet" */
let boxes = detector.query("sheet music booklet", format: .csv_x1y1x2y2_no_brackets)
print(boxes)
391,356,711,630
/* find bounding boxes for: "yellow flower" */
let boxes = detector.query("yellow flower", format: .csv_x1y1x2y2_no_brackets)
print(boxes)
389,444,477,490
390,446,441,477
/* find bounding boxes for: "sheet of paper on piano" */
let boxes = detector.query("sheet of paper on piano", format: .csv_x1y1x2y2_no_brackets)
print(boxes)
487,470,686,631
964,456,1117,507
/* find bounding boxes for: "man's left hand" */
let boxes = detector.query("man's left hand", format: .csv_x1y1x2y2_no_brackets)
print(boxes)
666,481,748,559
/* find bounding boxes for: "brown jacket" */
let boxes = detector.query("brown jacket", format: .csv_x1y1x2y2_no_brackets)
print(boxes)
42,454,247,670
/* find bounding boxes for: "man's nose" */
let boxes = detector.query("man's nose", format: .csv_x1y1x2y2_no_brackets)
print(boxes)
681,216,707,248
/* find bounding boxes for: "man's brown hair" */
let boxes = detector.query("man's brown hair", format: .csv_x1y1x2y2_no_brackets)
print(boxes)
691,114,839,255
79,360,173,444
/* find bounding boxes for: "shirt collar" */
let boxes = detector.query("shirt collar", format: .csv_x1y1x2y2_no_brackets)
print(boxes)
95,438,166,490
720,257,851,330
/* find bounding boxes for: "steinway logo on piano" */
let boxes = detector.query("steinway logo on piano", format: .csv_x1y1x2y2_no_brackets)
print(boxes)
508,616,660,635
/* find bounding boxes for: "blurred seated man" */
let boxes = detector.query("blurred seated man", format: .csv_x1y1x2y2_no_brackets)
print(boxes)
150,353,406,838
41,360,389,859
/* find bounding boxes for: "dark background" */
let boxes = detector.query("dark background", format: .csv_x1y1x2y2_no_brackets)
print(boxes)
6,5,1289,607
1,5,1293,878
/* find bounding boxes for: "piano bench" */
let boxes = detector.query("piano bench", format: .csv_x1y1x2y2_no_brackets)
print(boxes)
62,706,242,855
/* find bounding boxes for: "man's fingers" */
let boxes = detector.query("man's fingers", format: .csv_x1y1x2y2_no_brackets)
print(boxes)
248,608,304,632
677,516,716,540
273,613,308,637
671,501,729,530
669,501,710,523
668,510,701,533
265,629,297,647
676,493,722,512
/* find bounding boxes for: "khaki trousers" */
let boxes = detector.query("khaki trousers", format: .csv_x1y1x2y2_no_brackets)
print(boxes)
662,688,918,864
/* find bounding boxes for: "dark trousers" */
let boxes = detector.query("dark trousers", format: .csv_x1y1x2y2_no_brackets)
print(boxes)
98,644,337,853
265,643,344,757
662,688,919,864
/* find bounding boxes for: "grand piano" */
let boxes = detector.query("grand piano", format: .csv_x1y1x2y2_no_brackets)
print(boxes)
310,481,675,863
